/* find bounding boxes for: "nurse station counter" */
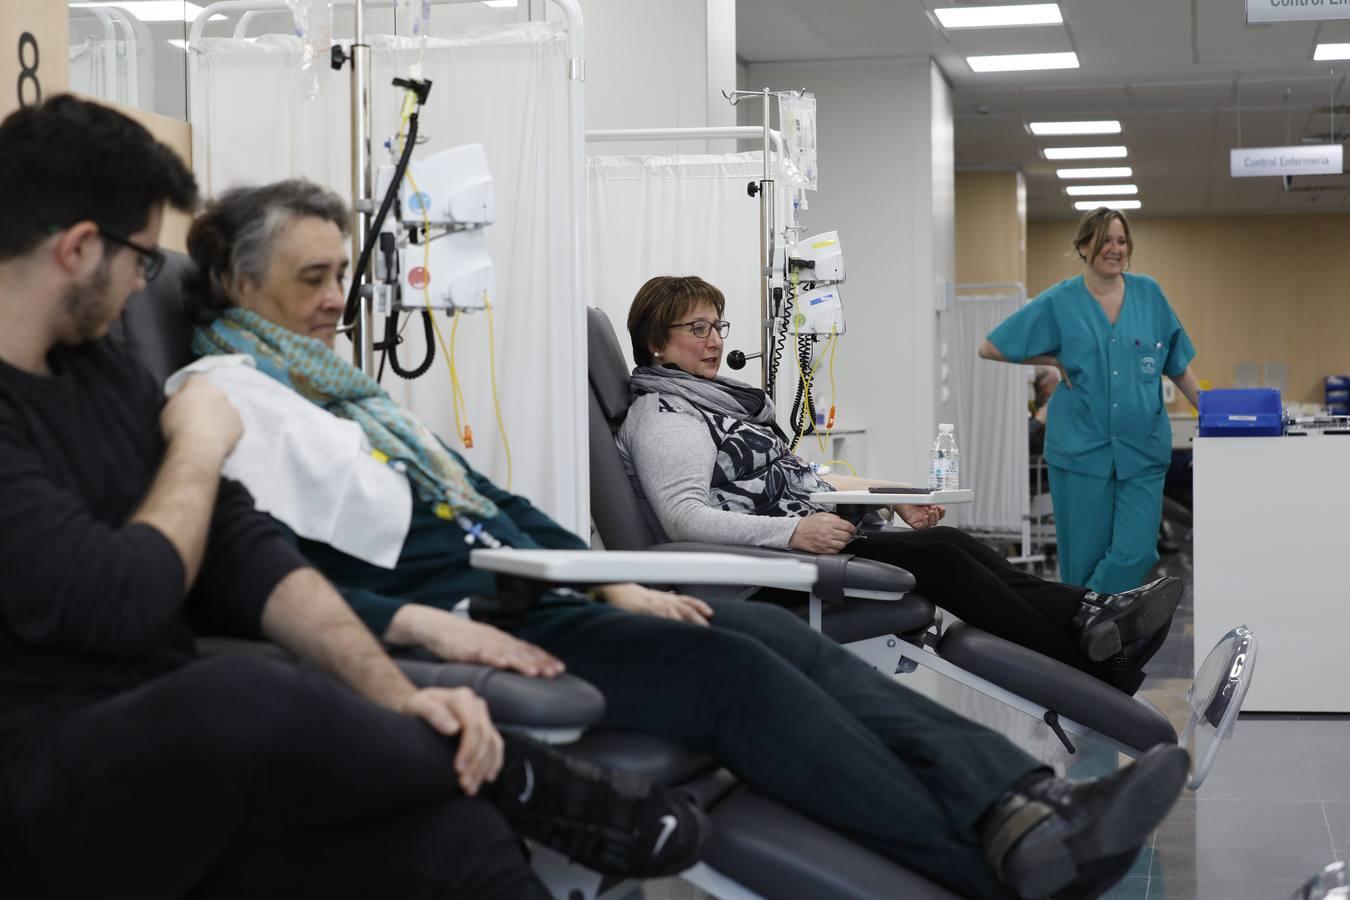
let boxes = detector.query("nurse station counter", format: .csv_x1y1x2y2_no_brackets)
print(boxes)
1194,434,1350,712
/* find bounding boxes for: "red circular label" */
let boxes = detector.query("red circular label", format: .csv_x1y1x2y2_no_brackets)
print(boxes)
407,267,430,289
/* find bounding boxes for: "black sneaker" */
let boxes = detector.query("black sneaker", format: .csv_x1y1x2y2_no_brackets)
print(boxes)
488,736,707,878
1072,577,1184,662
981,744,1189,899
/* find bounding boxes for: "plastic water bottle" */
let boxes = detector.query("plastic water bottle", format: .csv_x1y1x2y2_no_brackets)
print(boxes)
929,423,959,491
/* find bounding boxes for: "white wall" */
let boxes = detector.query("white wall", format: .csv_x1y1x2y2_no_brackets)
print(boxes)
743,57,953,484
580,0,735,153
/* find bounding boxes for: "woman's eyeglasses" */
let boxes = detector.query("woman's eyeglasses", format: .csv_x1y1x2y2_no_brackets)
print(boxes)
101,231,166,281
667,319,731,340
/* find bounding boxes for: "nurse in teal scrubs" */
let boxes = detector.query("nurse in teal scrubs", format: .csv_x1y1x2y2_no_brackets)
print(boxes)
980,208,1201,594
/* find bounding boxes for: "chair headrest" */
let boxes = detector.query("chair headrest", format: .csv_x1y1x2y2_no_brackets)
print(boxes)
587,307,634,421
112,250,198,385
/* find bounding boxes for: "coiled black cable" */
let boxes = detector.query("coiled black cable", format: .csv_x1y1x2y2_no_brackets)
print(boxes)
381,310,436,379
788,334,818,453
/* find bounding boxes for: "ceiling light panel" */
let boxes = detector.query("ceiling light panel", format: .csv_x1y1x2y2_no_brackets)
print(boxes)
1314,44,1350,61
935,4,1062,29
967,52,1079,73
1074,200,1141,211
1029,120,1122,136
1056,167,1133,179
1065,185,1139,196
1043,146,1128,160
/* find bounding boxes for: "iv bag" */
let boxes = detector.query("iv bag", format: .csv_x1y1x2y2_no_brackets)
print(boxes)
285,0,333,100
778,92,818,191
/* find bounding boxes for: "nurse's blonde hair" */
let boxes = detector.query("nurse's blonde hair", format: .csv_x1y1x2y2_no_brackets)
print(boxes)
1072,207,1133,268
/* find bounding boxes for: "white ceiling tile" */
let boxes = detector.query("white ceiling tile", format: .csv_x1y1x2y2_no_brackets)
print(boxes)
745,0,1350,215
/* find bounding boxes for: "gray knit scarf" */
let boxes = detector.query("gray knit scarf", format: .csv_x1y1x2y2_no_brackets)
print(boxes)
629,365,782,432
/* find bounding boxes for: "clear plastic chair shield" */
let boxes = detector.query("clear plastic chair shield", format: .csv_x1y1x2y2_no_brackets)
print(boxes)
1291,860,1349,900
1180,625,1257,790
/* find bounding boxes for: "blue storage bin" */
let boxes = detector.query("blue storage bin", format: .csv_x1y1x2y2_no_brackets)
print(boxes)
1198,388,1283,437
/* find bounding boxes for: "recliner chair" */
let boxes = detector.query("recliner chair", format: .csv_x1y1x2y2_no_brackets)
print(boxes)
117,253,965,900
586,305,1255,787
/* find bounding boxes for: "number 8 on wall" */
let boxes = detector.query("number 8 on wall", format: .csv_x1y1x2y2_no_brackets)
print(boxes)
17,32,39,108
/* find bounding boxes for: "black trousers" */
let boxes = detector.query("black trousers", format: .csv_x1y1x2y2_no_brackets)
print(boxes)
0,655,548,900
519,597,1041,900
844,526,1109,679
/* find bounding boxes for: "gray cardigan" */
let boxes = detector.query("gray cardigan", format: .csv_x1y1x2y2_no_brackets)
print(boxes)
616,392,822,550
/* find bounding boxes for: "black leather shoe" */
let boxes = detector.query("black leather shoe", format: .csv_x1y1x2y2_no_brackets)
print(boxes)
981,744,1189,899
1072,577,1183,662
1109,624,1174,695
489,736,707,878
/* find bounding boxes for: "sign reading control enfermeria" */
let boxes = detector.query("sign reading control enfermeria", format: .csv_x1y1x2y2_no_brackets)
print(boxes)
1247,0,1350,23
1230,145,1345,177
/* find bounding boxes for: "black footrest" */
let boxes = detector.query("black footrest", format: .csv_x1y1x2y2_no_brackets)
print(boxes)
937,623,1177,752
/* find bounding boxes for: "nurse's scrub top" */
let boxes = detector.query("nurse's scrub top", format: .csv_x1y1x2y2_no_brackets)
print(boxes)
987,273,1195,481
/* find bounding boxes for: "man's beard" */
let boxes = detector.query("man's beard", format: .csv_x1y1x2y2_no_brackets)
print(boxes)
60,260,116,342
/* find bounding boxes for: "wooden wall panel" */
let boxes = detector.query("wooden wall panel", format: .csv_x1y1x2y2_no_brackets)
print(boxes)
955,170,1026,287
1028,214,1350,405
0,0,69,120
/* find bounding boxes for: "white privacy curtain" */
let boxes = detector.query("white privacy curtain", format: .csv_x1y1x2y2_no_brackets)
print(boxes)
940,287,1028,532
188,25,587,534
588,152,805,433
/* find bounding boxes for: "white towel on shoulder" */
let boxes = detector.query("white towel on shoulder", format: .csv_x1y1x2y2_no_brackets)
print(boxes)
166,355,412,569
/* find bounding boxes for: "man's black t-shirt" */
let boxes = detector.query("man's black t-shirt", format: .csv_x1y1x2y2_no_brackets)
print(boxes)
0,338,306,737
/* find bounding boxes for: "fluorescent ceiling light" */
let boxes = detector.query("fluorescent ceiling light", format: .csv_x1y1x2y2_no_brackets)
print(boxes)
482,0,518,6
967,51,1078,73
1057,167,1133,179
1074,199,1141,211
1029,120,1121,136
935,3,1062,29
1043,145,1128,160
1065,184,1138,196
72,2,204,22
1314,43,1350,61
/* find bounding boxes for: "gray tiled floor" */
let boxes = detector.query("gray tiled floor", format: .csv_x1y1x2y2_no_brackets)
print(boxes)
1096,529,1348,899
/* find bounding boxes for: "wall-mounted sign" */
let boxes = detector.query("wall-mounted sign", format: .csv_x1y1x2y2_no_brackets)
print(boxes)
1230,144,1344,177
1247,1,1350,24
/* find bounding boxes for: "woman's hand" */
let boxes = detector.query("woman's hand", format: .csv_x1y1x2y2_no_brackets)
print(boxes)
386,604,565,678
789,512,856,554
895,504,945,530
596,583,713,626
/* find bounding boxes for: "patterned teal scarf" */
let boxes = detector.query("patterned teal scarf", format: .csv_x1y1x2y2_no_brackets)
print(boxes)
193,308,498,520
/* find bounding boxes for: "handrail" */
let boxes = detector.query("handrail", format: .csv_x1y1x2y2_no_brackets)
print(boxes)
587,125,783,156
193,0,510,47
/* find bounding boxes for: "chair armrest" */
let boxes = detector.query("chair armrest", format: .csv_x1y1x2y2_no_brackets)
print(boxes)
649,541,916,599
194,636,604,741
466,548,820,627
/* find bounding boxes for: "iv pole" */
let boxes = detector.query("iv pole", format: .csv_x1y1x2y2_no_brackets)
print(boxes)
348,0,375,372
722,88,805,407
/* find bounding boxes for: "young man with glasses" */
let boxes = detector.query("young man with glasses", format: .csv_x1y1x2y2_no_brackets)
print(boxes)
0,96,703,900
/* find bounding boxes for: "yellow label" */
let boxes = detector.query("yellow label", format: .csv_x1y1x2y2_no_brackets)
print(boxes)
371,450,390,464
811,240,837,249
432,502,453,520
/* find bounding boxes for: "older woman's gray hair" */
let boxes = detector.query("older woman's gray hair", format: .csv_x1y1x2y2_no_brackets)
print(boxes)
184,179,349,320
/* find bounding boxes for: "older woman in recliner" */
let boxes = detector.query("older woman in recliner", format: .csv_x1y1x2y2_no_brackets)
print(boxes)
171,178,1190,900
618,275,1183,695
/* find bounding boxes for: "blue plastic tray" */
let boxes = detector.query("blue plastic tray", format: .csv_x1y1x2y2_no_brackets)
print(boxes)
1198,388,1282,437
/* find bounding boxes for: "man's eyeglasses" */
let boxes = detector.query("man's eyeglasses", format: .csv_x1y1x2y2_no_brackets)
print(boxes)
667,319,731,340
101,231,166,281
